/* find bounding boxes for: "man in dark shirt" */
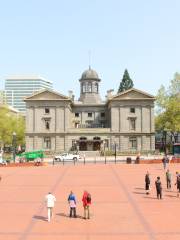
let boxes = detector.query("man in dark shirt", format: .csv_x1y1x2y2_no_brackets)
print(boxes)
155,176,162,199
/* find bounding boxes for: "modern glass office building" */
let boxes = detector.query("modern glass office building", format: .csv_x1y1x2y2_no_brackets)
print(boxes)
4,76,53,112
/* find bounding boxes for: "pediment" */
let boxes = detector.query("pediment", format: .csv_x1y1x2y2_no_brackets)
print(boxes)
24,89,70,101
110,88,155,100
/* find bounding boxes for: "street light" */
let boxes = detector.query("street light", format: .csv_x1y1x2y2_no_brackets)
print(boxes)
114,142,117,164
104,140,106,164
12,132,16,163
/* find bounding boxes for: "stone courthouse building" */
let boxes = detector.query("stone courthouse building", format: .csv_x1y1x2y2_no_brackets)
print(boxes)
25,67,155,153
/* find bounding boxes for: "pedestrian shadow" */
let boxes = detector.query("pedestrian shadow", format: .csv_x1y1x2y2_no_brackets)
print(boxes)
33,215,47,221
134,187,144,190
143,196,157,199
133,191,146,195
56,213,84,219
165,194,177,198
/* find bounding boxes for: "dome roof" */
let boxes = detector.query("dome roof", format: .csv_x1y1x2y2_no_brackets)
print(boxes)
81,67,99,80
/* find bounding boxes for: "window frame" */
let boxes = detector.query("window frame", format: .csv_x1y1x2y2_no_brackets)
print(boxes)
129,118,136,131
88,112,92,118
75,112,80,117
45,119,50,130
130,107,135,113
129,137,137,149
44,137,51,149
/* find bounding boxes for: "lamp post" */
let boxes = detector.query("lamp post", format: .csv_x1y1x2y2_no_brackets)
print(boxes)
12,132,16,163
104,140,106,164
114,142,117,164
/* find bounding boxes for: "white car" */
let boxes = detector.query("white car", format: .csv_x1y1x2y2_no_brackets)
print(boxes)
54,153,80,162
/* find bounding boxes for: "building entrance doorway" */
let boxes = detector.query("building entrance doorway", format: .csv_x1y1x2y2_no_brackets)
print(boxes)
93,141,101,151
93,137,101,151
79,137,87,151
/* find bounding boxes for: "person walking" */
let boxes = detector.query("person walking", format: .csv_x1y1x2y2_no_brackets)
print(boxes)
175,172,180,197
145,171,150,194
82,191,91,219
162,155,169,170
155,177,162,199
68,191,77,218
166,169,172,189
45,192,56,222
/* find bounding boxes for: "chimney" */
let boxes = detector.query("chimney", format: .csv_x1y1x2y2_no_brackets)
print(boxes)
107,89,114,99
68,90,73,99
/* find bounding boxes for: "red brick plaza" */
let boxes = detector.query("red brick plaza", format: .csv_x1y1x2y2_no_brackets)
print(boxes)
1,163,180,240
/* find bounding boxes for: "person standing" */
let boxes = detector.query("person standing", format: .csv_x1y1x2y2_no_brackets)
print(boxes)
166,169,172,189
145,171,150,194
155,177,162,199
82,191,91,219
45,192,56,222
68,191,77,218
175,172,180,197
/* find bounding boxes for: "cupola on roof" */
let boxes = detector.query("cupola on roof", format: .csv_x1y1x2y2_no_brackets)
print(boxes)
81,66,100,80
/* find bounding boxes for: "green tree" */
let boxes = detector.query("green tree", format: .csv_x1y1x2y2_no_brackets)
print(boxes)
155,73,180,146
118,69,134,93
0,106,25,147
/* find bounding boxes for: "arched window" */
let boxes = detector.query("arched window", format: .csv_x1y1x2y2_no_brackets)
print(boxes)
93,136,101,140
94,83,98,93
87,82,92,93
82,83,86,93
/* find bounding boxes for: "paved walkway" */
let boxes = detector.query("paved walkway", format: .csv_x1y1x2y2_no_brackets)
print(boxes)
0,163,180,240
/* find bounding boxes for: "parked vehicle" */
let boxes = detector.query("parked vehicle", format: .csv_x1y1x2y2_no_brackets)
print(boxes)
54,153,80,162
0,159,7,165
17,150,44,162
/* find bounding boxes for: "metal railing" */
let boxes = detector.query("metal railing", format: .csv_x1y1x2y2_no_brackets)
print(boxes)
77,123,107,128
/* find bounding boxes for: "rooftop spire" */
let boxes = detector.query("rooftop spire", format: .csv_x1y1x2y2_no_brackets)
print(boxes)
88,50,91,70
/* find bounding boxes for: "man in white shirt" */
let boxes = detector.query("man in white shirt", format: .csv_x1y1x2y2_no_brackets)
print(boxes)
45,192,56,222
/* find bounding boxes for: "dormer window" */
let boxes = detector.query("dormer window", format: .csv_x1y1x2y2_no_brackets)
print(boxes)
45,108,50,114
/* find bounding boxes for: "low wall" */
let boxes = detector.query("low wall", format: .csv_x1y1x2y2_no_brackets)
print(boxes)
0,162,48,167
138,158,180,164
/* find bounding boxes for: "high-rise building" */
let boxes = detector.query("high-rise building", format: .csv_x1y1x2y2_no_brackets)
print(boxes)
5,75,53,112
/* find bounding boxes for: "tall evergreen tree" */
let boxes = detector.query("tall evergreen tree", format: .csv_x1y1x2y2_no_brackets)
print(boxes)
118,69,134,93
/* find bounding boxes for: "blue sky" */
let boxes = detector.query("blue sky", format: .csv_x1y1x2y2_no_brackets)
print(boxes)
0,0,180,99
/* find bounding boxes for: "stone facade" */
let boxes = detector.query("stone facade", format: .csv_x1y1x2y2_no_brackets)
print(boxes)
25,68,155,153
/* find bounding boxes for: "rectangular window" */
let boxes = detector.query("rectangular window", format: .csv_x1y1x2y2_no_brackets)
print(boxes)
130,118,136,130
75,112,79,117
129,137,137,149
45,108,50,114
88,112,92,117
45,120,50,130
130,107,135,113
101,112,105,118
104,139,109,148
44,137,51,149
